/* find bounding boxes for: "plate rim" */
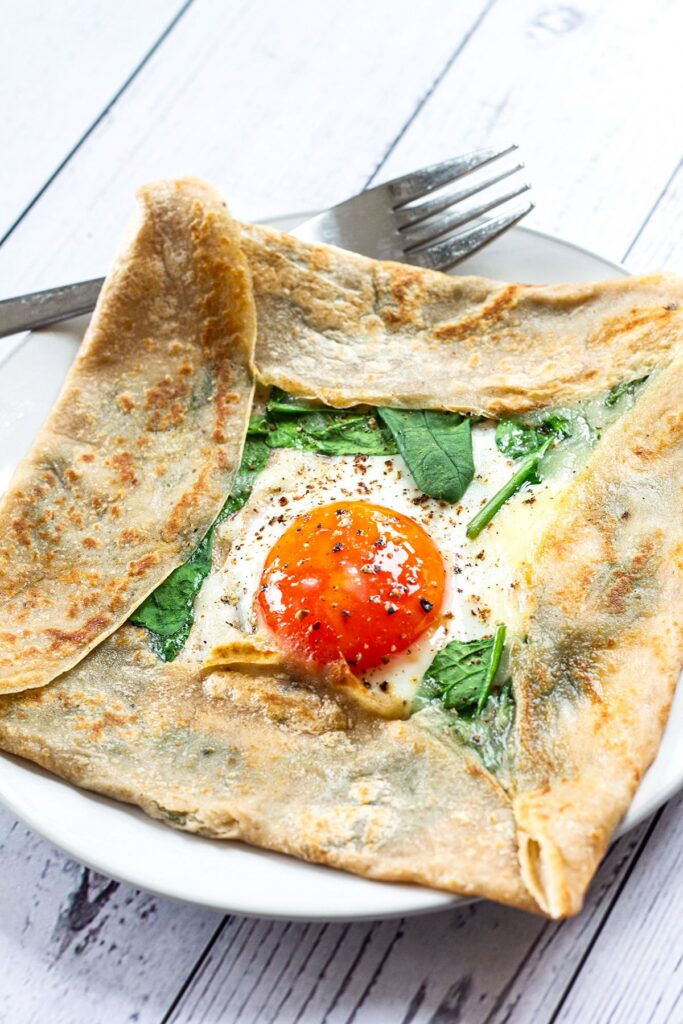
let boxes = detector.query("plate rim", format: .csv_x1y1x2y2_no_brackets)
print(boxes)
0,750,457,922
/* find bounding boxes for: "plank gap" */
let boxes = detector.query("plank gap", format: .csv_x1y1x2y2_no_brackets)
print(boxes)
622,152,683,262
547,807,665,1024
159,913,230,1024
362,0,499,191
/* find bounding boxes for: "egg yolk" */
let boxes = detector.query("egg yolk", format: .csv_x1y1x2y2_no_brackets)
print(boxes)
257,501,446,671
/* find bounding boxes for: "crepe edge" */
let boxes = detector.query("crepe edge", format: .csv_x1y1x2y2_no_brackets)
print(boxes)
507,357,683,917
0,178,256,695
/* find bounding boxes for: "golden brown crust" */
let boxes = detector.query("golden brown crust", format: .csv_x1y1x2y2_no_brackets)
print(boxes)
0,179,256,693
243,222,683,415
510,358,683,915
0,628,536,910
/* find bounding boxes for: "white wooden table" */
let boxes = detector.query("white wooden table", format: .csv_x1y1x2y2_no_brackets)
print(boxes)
2,2,683,1020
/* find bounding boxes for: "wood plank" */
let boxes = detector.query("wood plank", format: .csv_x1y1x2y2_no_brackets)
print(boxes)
483,823,654,1024
554,795,683,1024
0,0,187,240
0,0,491,297
0,806,221,1024
162,827,649,1024
375,0,683,263
622,156,683,272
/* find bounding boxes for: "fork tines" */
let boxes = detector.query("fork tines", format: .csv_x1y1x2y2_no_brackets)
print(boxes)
388,145,533,271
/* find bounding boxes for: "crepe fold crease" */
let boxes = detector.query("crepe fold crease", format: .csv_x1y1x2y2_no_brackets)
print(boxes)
0,179,255,693
0,182,682,918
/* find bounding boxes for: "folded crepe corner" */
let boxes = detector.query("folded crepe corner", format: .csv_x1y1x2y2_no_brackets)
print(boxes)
203,631,411,718
507,356,683,918
515,809,584,919
0,178,256,694
514,785,620,918
242,221,683,416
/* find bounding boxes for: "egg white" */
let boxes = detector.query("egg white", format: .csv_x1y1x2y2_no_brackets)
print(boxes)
190,421,584,714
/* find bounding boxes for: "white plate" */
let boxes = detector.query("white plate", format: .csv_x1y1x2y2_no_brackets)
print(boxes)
0,216,680,922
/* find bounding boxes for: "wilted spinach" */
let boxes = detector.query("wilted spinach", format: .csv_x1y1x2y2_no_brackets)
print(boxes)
378,408,474,504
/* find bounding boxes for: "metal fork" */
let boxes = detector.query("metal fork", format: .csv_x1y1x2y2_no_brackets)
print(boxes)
0,145,532,339
296,144,532,264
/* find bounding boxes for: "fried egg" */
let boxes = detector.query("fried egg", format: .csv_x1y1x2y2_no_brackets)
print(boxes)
190,422,585,717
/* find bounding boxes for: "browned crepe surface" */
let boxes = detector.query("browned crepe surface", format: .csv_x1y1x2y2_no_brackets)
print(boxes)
0,626,536,912
0,179,255,693
243,222,683,416
510,356,683,915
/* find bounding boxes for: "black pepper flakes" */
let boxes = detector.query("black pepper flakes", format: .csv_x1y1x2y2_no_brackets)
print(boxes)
419,598,433,613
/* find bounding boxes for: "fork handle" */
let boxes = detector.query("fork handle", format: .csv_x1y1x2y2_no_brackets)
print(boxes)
0,278,104,339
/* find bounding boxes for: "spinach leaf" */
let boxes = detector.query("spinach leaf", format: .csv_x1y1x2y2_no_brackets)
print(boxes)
414,624,506,715
266,387,325,415
129,436,270,661
469,409,576,539
377,408,474,503
466,439,551,539
250,388,397,457
298,413,396,456
495,412,571,458
249,405,397,457
129,533,213,660
216,435,270,522
451,681,515,775
605,375,649,407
